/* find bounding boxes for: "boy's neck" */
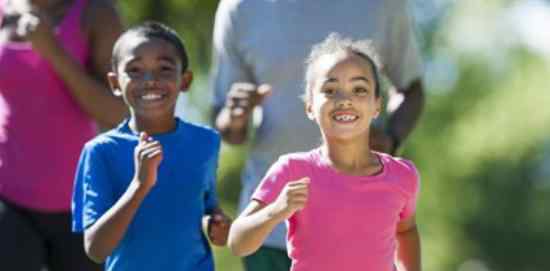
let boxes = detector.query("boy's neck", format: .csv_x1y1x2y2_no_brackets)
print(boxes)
129,114,177,135
321,135,382,176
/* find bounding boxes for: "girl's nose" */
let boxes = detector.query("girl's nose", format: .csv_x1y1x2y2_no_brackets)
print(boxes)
335,92,352,108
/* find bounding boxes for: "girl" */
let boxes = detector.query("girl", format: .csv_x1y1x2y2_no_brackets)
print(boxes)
0,0,125,270
228,34,422,271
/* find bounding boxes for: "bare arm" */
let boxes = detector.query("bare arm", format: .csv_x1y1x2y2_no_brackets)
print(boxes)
228,200,284,256
228,177,309,256
84,133,162,263
23,0,126,129
395,215,422,271
386,79,425,151
84,180,151,263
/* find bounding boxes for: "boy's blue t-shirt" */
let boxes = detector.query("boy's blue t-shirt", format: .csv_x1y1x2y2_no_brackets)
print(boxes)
72,118,220,271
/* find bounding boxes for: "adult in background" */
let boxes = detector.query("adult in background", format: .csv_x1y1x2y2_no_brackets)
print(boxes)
0,0,126,270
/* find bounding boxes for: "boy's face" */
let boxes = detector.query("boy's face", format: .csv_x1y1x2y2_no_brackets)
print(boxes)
108,34,192,120
306,51,381,141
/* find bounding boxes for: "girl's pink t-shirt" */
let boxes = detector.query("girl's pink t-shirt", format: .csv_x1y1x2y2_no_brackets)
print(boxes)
0,0,93,212
252,148,420,271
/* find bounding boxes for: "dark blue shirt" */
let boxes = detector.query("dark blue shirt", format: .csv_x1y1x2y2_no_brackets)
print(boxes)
72,118,220,271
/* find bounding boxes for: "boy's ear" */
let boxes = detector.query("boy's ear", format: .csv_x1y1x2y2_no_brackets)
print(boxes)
180,70,193,92
107,72,122,97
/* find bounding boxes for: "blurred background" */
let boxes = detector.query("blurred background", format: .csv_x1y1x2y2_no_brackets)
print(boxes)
116,0,550,270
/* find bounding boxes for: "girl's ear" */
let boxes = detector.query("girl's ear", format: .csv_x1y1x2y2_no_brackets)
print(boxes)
305,102,315,121
180,71,193,92
107,72,122,97
373,95,382,119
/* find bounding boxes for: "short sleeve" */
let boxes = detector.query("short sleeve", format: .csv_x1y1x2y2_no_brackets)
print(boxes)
71,142,116,232
380,0,423,91
210,0,255,111
398,159,420,221
251,156,293,205
203,135,221,213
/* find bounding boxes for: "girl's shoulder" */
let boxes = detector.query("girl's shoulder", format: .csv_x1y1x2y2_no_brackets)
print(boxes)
278,149,321,166
377,152,420,194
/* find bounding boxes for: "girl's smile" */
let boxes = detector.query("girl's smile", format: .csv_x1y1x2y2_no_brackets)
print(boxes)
306,51,381,142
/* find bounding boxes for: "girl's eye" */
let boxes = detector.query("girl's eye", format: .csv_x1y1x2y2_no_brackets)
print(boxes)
353,87,368,95
321,88,336,96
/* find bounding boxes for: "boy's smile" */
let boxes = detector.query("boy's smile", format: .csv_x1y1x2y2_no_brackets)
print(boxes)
108,34,192,126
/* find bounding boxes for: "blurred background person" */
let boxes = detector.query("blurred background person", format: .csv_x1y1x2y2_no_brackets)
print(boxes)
0,0,125,270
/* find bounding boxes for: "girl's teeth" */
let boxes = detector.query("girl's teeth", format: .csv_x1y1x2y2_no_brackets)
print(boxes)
334,115,357,121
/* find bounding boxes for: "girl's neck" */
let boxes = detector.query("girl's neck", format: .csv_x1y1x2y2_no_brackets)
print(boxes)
321,135,382,176
129,114,177,136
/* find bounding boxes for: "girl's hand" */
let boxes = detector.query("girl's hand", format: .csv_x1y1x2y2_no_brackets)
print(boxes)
207,212,232,246
133,132,163,190
16,11,60,59
271,177,310,220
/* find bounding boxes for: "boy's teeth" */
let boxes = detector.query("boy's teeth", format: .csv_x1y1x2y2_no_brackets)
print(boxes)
142,94,162,100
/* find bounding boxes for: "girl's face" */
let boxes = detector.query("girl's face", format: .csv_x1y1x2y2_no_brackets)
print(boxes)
306,51,381,142
108,35,191,120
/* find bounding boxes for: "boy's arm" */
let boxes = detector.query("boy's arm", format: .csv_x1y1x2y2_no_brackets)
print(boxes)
84,133,162,263
395,215,422,271
84,181,152,263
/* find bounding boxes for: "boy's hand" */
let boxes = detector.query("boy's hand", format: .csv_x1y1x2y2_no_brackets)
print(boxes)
206,212,232,246
271,177,310,220
133,132,163,190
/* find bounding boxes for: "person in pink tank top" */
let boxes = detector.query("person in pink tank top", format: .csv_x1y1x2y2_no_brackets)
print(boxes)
0,0,125,270
229,34,423,271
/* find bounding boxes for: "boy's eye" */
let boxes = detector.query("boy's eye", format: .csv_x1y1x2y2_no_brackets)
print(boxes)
160,66,175,72
126,67,142,75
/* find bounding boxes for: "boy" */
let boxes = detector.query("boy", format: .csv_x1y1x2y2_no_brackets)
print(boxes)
71,22,231,271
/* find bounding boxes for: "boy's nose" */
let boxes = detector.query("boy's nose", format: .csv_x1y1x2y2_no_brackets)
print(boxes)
143,72,155,81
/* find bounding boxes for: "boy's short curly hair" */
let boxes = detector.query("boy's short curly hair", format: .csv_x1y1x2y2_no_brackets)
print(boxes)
111,21,189,72
303,33,383,102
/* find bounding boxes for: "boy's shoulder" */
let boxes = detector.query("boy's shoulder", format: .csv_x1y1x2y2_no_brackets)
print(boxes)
178,119,220,143
82,122,133,151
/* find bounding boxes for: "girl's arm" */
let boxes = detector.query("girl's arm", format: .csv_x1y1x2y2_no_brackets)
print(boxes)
228,177,310,256
396,215,422,271
22,0,127,128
